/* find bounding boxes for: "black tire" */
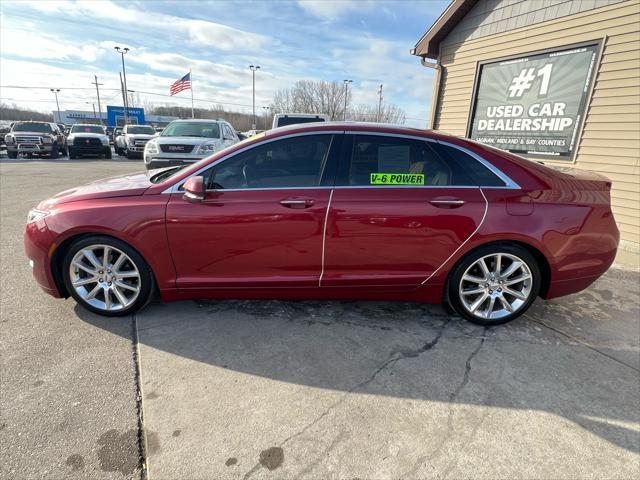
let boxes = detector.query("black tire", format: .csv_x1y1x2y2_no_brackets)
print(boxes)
7,151,18,159
68,147,76,159
104,148,112,159
447,243,541,326
49,147,59,159
60,144,68,156
62,235,155,317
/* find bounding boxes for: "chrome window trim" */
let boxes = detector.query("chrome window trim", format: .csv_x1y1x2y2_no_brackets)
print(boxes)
162,129,521,193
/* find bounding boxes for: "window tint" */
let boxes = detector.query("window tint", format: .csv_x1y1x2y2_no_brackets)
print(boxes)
339,135,475,187
201,135,332,190
433,143,507,187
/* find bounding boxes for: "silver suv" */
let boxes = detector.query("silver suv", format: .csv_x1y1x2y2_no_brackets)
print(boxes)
5,122,67,159
143,119,239,170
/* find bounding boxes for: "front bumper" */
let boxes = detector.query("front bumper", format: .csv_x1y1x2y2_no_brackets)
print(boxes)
8,144,54,154
69,143,109,155
24,219,62,298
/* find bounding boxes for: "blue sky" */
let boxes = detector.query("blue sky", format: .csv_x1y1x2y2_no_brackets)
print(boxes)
1,0,449,127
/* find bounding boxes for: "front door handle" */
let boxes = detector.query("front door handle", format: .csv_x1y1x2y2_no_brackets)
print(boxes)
279,198,315,209
429,198,465,208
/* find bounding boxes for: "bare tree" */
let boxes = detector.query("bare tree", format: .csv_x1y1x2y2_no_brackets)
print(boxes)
0,103,51,122
350,103,407,125
271,80,350,120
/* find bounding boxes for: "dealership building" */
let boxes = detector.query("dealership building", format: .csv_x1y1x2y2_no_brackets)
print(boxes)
413,0,639,262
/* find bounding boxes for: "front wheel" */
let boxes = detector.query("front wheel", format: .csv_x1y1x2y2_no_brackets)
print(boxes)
448,244,540,326
62,236,154,316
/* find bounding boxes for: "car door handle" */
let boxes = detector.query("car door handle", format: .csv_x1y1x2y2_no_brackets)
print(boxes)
429,198,465,208
279,198,315,209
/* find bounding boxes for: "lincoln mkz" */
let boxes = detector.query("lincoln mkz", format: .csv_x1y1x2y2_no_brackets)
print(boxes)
24,123,619,325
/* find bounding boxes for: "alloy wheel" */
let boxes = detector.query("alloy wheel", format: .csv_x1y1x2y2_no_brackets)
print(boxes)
69,244,141,312
458,253,533,321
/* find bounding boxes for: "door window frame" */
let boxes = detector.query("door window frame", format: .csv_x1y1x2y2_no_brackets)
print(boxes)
165,131,342,193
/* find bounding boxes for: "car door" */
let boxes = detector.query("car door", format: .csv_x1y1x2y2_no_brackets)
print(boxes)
166,133,338,290
321,134,487,288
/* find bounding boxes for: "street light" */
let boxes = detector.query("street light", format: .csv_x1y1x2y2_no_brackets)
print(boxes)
114,46,130,124
343,79,353,121
50,88,61,123
249,65,261,129
85,101,97,122
261,106,271,130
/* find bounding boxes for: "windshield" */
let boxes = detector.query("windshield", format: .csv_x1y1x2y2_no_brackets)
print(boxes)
127,126,155,135
161,122,220,138
12,123,53,133
71,125,105,134
276,117,326,127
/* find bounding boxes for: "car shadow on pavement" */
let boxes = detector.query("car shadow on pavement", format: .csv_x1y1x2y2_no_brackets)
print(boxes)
75,267,640,455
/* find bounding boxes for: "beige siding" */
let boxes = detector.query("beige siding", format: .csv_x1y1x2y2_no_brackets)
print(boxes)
433,0,640,251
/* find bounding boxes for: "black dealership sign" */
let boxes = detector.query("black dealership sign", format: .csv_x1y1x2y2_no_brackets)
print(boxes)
468,43,600,160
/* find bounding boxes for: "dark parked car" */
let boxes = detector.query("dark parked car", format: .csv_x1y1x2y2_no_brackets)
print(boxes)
5,121,67,158
25,122,618,324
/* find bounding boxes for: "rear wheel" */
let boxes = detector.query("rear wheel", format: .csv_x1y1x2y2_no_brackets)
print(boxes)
62,236,154,316
448,244,540,325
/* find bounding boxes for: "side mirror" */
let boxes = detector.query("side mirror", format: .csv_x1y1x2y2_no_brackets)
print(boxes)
183,176,205,202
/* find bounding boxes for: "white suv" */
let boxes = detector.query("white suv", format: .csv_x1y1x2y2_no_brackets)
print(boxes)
114,124,157,159
143,119,239,170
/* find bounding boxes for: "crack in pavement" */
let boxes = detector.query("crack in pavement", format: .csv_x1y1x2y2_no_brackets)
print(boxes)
400,330,487,480
241,319,451,480
524,314,639,373
131,314,147,480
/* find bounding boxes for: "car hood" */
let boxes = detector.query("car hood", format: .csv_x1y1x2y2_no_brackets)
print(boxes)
11,130,53,137
69,132,109,141
39,171,153,207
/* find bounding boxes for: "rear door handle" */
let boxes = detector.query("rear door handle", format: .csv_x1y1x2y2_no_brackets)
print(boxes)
279,198,315,209
430,198,465,208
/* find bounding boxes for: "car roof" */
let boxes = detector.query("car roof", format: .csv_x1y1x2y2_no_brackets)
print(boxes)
265,121,444,140
169,119,227,123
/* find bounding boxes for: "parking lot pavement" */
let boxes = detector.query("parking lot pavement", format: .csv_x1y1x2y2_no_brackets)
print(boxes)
127,267,639,479
1,158,144,479
2,158,639,479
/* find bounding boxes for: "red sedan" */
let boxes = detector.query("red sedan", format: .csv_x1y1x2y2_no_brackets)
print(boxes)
24,123,619,325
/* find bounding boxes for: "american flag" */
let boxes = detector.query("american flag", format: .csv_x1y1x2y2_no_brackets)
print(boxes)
170,72,191,96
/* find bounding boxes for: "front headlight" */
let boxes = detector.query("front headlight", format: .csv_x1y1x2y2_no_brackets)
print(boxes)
5,134,14,144
67,135,75,145
101,136,109,146
27,208,50,224
126,137,135,145
41,136,53,144
195,142,222,155
145,141,158,154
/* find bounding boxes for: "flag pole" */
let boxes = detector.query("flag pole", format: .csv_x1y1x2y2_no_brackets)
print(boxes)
190,68,194,119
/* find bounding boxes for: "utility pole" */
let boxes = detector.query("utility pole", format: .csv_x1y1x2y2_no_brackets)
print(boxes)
91,75,104,125
115,46,130,124
343,79,353,121
377,84,384,123
50,88,61,123
249,65,260,130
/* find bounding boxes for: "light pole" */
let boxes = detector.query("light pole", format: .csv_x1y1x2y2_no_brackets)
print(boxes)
91,75,104,125
343,79,353,121
114,46,130,124
261,106,270,130
249,65,261,130
377,84,384,123
50,88,61,123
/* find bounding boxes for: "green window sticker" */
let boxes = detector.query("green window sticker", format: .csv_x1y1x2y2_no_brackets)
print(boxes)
370,173,425,185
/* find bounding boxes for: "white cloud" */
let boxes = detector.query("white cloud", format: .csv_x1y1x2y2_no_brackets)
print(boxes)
19,0,272,51
297,0,374,20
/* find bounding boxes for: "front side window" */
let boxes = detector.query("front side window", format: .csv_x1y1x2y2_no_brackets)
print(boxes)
339,135,475,187
200,135,333,190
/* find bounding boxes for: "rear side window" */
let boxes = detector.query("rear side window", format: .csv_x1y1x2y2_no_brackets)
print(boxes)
201,135,333,190
337,135,475,187
433,143,507,187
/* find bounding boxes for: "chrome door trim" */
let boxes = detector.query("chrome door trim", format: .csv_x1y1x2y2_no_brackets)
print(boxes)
420,188,489,286
318,189,334,287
